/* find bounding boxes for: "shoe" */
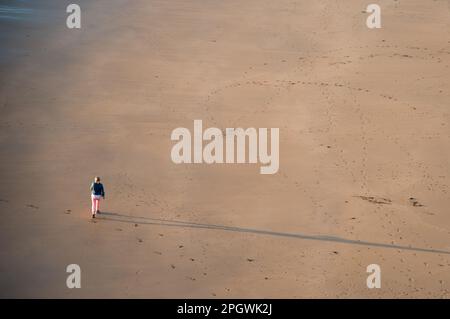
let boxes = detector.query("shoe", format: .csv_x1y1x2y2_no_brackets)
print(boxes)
92,213,96,219
97,210,101,214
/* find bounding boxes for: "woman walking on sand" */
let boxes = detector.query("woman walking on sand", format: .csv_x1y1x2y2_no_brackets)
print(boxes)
90,176,105,218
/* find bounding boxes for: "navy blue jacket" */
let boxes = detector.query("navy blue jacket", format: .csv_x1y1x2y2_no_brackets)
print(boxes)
90,182,105,197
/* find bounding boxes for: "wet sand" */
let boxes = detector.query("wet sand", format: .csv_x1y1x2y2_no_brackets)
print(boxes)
0,0,450,298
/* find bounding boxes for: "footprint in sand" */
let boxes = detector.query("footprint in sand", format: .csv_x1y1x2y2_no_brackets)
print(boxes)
409,197,424,207
26,204,39,209
355,196,391,205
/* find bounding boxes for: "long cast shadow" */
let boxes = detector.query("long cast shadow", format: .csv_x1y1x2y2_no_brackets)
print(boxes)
97,212,450,255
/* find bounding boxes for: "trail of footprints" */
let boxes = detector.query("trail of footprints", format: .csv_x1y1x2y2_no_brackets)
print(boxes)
201,40,449,125
198,40,446,241
2,40,447,293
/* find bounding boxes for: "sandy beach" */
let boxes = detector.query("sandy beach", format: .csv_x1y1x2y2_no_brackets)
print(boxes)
0,0,450,298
